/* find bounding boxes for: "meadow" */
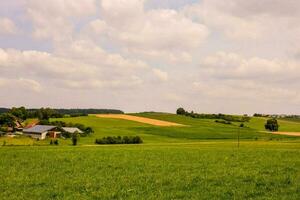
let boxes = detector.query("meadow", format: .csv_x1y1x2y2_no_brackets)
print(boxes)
1,142,300,199
1,113,300,199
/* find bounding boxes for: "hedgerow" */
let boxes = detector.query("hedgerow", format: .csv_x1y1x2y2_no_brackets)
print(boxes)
95,136,143,145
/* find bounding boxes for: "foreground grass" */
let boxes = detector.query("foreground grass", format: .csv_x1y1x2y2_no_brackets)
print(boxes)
1,141,300,200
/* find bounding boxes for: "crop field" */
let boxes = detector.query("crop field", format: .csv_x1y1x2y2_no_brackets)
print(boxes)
1,113,300,199
95,114,185,126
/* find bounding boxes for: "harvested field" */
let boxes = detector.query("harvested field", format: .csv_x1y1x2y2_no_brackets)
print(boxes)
95,114,185,127
271,132,300,137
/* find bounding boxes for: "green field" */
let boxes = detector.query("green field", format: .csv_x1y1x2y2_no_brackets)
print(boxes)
1,142,300,199
51,113,300,144
2,113,300,146
1,113,300,199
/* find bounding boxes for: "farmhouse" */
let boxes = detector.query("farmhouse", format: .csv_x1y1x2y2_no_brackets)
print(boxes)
23,125,60,140
61,127,83,134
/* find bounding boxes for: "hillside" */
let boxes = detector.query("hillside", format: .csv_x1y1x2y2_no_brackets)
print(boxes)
50,113,300,145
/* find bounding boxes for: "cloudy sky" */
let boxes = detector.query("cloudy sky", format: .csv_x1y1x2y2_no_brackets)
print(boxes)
0,0,300,114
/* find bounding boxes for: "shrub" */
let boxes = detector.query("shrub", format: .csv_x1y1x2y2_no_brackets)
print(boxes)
54,140,59,145
95,136,143,145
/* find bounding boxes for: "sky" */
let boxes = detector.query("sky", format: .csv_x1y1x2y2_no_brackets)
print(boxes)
0,0,300,114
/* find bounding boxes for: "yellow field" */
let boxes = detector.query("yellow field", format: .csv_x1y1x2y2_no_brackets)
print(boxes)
95,114,185,127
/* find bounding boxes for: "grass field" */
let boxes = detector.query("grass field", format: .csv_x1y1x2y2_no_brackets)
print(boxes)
1,142,300,199
56,113,300,142
1,113,300,199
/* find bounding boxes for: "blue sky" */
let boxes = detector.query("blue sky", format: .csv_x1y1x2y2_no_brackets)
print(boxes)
0,0,299,114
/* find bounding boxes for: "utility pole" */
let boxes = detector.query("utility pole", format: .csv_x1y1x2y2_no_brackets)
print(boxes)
237,123,244,148
238,126,240,148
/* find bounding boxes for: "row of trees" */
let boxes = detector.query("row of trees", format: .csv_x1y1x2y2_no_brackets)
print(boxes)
176,108,251,122
8,107,63,120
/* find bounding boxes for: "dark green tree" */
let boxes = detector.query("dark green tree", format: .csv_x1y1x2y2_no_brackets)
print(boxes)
9,107,27,120
176,108,186,115
265,118,279,131
0,113,17,128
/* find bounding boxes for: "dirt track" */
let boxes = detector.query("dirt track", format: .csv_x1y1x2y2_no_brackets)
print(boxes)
95,114,185,127
271,132,300,137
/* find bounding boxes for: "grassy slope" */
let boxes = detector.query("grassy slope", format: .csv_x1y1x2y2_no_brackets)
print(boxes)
130,113,299,140
1,142,300,200
50,116,186,144
2,113,300,146
53,114,264,142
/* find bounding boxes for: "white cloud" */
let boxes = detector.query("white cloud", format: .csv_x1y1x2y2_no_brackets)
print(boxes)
0,46,150,91
26,0,97,41
200,52,300,81
83,0,209,62
152,68,168,81
0,78,42,92
183,0,300,43
0,18,17,35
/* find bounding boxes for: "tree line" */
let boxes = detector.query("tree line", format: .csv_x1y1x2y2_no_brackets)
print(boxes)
0,107,124,120
176,108,251,122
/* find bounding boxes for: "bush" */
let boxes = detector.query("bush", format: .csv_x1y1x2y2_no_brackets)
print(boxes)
215,120,232,125
54,140,59,145
95,136,143,145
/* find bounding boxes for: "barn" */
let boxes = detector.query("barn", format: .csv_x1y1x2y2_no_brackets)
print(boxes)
23,125,59,140
61,127,83,134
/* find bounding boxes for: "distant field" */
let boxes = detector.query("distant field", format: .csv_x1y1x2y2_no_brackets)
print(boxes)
1,142,300,199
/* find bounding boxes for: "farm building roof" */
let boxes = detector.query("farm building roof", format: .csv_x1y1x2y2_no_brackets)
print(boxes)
23,125,56,134
62,127,83,134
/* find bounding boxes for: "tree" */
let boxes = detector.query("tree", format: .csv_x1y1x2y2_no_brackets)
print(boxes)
0,113,17,128
85,127,93,134
9,107,27,120
72,131,79,146
176,108,186,115
265,118,279,131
